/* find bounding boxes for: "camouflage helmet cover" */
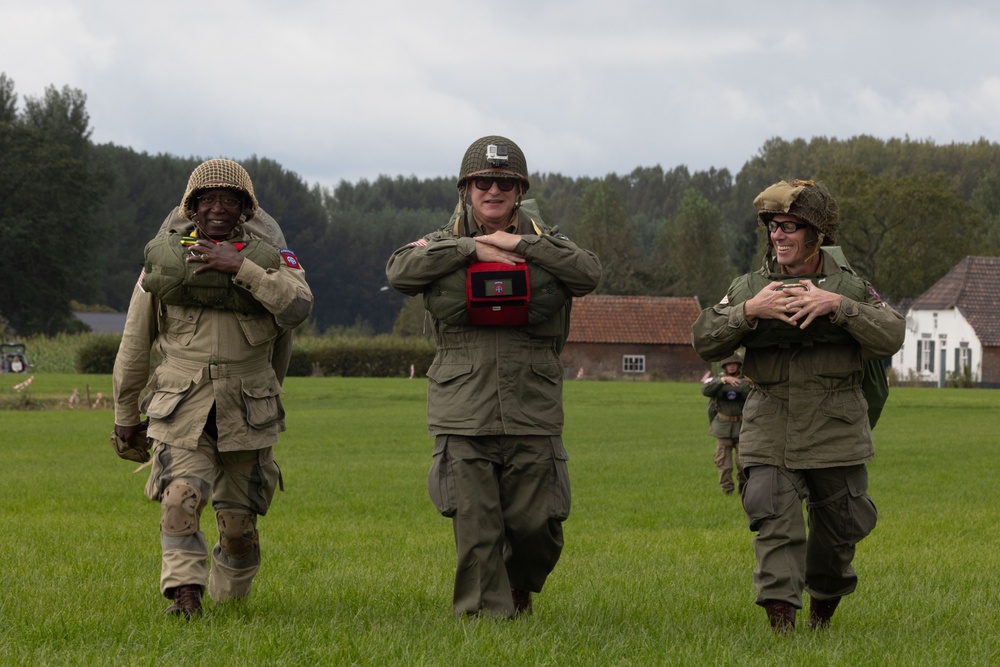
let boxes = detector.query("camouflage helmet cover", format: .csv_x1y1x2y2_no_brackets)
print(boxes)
180,159,259,222
457,135,529,192
753,179,839,243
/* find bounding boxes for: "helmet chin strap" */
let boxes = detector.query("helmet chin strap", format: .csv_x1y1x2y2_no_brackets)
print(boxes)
803,232,826,267
765,231,826,273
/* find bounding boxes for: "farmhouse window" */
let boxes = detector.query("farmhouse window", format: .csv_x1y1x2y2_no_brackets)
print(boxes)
622,355,646,373
918,339,935,373
955,345,972,373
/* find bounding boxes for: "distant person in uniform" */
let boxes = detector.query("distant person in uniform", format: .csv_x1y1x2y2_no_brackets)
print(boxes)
701,353,749,495
692,179,904,633
111,159,313,618
385,136,602,618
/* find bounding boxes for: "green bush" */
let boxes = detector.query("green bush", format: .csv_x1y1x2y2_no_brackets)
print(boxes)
76,335,123,374
289,335,436,377
23,332,437,378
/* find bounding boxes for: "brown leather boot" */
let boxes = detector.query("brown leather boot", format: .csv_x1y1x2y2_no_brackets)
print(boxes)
763,600,796,634
165,584,203,618
808,596,841,629
511,588,533,616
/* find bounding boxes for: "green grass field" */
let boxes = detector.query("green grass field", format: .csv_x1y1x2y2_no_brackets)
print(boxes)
0,376,997,666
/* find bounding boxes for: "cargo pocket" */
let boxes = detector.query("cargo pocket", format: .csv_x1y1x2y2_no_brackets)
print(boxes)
140,373,195,421
742,465,779,532
241,374,285,428
143,443,171,501
236,311,280,347
426,362,474,406
548,437,571,521
742,392,777,426
845,466,878,543
427,436,456,517
249,447,282,516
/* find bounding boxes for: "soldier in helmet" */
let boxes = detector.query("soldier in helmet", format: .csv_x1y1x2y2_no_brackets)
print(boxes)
700,353,749,495
111,159,313,618
692,179,904,633
386,136,601,618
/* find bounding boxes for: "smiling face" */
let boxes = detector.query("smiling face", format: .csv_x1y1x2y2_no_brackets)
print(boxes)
770,214,821,275
468,177,519,233
193,187,245,239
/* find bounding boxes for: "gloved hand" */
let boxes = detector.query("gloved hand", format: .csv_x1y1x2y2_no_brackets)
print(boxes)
110,419,152,463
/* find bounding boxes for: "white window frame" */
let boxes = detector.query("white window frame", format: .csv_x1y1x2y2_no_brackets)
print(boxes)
919,339,935,373
956,344,972,373
622,355,646,374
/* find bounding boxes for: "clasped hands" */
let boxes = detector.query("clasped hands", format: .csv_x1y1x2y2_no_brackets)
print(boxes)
743,279,842,329
474,231,524,266
185,239,244,275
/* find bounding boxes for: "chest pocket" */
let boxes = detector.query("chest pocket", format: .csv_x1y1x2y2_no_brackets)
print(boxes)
158,304,202,346
236,310,280,347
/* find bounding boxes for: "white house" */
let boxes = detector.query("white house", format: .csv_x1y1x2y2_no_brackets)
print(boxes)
893,256,1000,387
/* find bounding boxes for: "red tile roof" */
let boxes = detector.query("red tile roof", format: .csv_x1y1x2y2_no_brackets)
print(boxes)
568,295,702,345
910,256,1000,345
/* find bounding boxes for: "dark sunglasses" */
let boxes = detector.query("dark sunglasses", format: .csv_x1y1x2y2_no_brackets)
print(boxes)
766,220,808,234
197,194,243,210
472,177,518,192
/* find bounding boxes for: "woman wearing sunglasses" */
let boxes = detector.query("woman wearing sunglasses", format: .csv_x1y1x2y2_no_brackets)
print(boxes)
386,135,601,619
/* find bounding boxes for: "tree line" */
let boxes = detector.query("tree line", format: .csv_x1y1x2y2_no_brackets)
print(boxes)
3,72,1000,337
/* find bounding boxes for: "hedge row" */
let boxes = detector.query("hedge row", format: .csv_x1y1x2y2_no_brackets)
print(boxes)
286,336,436,378
73,335,436,378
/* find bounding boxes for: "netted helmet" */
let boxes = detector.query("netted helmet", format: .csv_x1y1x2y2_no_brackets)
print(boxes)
721,353,743,370
179,159,259,222
457,135,529,193
753,179,839,244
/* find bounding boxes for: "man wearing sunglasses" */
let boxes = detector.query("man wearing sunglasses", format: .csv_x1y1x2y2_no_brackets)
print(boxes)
692,179,904,633
386,135,601,618
112,159,313,618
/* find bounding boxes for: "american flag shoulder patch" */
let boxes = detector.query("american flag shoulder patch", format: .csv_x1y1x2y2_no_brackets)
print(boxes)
137,267,147,293
407,239,428,247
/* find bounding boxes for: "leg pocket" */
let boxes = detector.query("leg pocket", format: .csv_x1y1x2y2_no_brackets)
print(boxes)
742,465,779,532
845,466,878,543
249,447,281,516
427,435,457,517
548,436,571,521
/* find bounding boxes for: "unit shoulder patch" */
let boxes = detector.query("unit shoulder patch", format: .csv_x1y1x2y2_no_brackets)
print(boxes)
280,249,302,269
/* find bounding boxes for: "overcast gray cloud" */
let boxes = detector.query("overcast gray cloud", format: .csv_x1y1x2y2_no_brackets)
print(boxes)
3,0,999,187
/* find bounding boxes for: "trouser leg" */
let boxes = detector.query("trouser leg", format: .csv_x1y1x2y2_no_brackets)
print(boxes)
742,465,809,608
439,434,570,617
804,465,877,601
447,436,511,616
208,446,280,602
501,435,568,593
714,438,736,493
734,441,747,491
145,443,212,598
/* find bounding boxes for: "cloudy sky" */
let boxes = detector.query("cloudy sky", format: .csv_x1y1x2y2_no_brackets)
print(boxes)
3,0,999,188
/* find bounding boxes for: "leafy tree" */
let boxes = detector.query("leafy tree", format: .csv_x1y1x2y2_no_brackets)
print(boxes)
0,79,104,335
574,179,644,295
654,188,735,303
0,73,16,122
970,170,1000,254
822,166,979,298
391,295,432,338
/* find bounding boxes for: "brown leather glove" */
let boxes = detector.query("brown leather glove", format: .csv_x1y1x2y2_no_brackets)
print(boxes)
110,419,152,463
